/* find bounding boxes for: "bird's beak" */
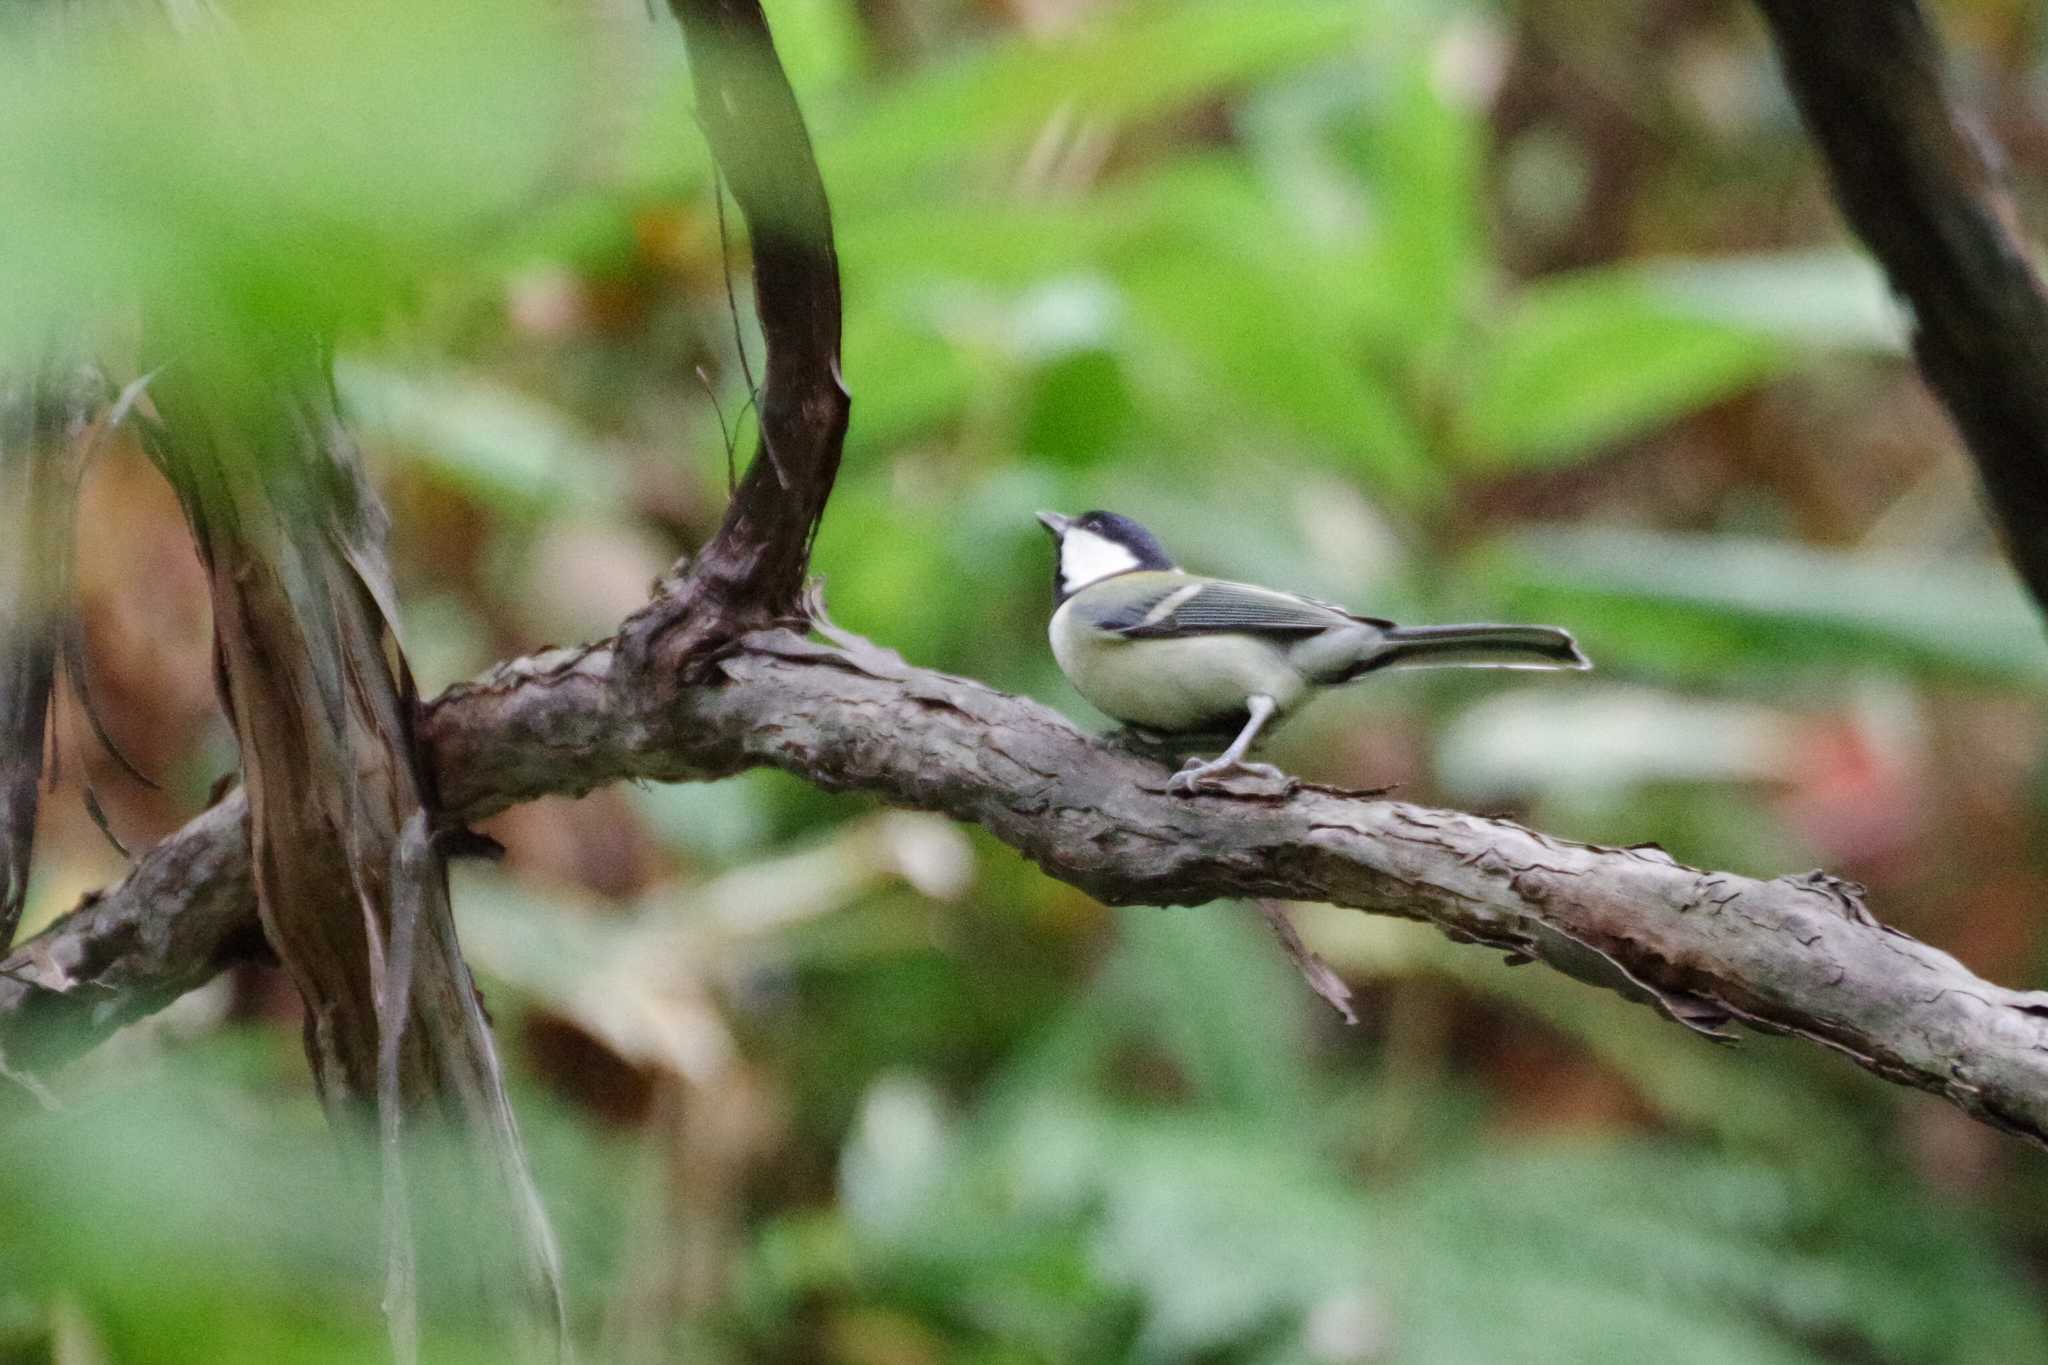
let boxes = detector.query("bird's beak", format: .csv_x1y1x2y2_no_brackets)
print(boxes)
1036,510,1070,536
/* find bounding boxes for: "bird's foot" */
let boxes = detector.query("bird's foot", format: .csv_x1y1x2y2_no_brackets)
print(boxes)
1166,756,1290,795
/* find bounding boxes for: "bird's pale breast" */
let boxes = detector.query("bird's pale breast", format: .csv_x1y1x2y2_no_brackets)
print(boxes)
1049,597,1307,731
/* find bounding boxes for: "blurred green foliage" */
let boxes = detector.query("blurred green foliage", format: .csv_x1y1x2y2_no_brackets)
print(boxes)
7,0,2048,1361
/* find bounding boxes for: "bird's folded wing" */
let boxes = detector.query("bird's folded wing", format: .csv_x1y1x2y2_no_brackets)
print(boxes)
1087,577,1383,638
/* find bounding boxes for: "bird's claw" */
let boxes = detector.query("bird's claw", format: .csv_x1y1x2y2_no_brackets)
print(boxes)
1166,757,1289,795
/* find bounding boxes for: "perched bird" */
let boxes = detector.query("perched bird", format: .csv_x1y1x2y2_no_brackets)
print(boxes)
1037,509,1590,792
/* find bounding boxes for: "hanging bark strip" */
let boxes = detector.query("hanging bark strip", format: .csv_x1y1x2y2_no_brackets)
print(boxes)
142,353,565,1359
0,358,95,953
0,374,65,953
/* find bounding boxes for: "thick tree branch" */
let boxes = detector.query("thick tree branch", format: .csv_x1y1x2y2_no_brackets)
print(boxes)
143,325,565,1352
18,0,2048,1168
616,0,849,685
1755,0,2048,612
11,623,2048,1146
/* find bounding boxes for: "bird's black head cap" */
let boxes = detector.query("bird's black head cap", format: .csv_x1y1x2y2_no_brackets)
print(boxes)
1037,508,1178,603
1071,511,1175,567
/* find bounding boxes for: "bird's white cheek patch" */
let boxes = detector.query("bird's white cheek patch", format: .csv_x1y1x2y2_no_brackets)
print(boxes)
1059,528,1142,593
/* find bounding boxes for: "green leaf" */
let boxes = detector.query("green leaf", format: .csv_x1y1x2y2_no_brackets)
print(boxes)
1391,1147,2048,1365
1461,271,1785,467
1342,62,1485,350
336,358,624,514
1080,1117,1370,1361
761,0,867,100
1474,528,2048,684
1021,348,1137,464
1307,913,1872,1156
1109,165,1439,501
1641,249,1907,354
1097,906,1321,1125
0,0,579,364
826,0,1364,207
839,159,1443,499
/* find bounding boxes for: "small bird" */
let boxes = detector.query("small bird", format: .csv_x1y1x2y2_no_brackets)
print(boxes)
1037,509,1590,793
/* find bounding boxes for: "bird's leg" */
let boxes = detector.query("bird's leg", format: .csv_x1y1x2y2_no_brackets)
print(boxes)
1167,695,1287,793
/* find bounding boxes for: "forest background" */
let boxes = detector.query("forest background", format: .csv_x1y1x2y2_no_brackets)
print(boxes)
7,0,2048,1361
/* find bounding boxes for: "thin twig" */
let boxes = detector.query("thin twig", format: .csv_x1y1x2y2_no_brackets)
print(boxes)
708,158,783,491
1253,899,1357,1026
376,812,428,1365
694,364,738,495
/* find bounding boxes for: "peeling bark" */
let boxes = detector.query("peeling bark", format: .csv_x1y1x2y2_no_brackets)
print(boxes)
0,358,95,952
142,357,565,1356
12,622,2048,1147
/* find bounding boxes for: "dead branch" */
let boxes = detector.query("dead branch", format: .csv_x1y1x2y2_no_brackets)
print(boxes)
10,623,2048,1146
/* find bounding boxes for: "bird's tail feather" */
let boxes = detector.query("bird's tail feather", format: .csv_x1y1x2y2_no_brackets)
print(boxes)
1351,623,1589,677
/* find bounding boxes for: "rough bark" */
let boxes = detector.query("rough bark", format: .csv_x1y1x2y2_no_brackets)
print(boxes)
142,356,565,1356
12,621,2048,1146
1755,0,2048,613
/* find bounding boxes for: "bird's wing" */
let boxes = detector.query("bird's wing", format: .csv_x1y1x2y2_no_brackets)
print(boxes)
1087,577,1384,639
